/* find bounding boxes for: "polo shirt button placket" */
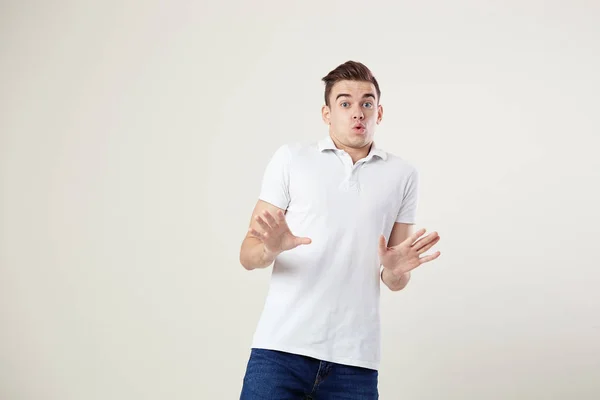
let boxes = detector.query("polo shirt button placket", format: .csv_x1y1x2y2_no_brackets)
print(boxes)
347,163,360,193
338,152,361,192
340,152,352,192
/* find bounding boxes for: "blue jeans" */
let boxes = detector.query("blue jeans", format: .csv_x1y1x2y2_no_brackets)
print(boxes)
240,348,379,399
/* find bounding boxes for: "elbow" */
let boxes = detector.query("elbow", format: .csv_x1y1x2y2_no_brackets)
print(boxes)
387,283,405,292
239,253,250,271
391,284,407,292
388,272,411,292
395,275,411,291
239,251,255,271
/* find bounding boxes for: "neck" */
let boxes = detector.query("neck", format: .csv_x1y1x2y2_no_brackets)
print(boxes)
330,134,372,164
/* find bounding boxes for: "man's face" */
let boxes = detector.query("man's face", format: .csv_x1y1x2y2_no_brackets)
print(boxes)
322,80,383,149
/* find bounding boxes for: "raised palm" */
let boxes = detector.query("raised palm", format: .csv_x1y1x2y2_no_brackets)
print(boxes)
378,228,441,277
249,209,312,255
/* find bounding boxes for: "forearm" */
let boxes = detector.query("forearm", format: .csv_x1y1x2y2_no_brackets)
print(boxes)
239,237,279,270
381,268,411,291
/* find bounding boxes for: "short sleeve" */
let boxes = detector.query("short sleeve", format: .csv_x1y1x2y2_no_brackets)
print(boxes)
258,144,292,210
396,168,419,224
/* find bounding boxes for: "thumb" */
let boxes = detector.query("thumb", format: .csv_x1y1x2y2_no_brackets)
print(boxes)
295,236,312,246
378,235,388,255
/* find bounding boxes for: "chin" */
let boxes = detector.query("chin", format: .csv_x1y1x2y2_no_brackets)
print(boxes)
350,132,369,142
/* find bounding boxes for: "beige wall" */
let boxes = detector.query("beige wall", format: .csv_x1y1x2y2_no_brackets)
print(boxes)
1,1,599,399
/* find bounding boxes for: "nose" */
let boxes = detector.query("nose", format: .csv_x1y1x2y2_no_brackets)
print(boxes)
352,106,364,120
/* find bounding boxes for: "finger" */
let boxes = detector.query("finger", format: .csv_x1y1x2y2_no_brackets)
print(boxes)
276,209,291,229
407,228,427,246
419,251,441,264
412,231,437,249
255,215,272,231
248,227,264,239
262,210,279,229
275,209,286,222
295,236,312,246
415,234,440,253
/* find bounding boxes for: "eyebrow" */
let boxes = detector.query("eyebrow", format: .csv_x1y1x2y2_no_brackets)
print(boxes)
335,93,376,101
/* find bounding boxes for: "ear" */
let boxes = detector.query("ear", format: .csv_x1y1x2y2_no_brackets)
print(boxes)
376,104,384,125
321,105,331,125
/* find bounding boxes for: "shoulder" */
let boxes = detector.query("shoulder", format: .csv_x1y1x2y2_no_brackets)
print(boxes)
381,150,419,180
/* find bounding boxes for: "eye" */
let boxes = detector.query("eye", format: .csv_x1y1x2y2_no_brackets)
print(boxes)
363,102,373,108
341,102,350,108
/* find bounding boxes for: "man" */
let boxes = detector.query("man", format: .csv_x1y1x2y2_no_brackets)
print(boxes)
238,61,441,399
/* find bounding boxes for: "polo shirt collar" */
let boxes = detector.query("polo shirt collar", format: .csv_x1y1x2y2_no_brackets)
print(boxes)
318,135,388,161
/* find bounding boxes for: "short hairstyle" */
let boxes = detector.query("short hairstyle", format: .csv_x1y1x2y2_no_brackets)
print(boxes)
321,61,381,107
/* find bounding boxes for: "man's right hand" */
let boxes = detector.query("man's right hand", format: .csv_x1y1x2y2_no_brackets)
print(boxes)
248,209,312,258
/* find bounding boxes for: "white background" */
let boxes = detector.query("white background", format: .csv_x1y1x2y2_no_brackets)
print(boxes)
1,1,599,399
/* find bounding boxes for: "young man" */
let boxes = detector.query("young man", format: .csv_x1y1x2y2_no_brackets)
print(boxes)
239,61,441,399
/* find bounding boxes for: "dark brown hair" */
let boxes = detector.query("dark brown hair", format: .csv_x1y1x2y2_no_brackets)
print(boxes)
321,61,381,107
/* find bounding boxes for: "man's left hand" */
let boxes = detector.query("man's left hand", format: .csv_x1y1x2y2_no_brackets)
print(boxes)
378,228,441,277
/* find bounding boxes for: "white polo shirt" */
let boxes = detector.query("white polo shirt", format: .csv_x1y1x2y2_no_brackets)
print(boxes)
250,135,419,370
